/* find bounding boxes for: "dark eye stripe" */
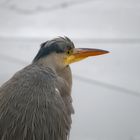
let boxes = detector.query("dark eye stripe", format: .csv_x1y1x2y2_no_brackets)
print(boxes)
33,42,64,62
33,37,75,62
40,41,48,48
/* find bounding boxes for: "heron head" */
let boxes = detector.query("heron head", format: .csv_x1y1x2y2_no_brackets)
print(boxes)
33,37,109,69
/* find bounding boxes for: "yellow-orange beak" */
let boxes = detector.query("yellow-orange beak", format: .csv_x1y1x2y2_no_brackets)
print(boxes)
64,48,109,65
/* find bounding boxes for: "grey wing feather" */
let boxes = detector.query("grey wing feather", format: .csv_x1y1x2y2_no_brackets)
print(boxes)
0,64,72,140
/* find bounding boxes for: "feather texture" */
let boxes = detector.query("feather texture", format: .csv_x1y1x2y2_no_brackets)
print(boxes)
0,64,73,140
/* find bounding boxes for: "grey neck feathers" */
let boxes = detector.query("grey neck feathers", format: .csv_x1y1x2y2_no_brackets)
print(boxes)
33,56,72,91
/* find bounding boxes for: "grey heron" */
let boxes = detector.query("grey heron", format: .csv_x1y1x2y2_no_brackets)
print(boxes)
0,37,109,140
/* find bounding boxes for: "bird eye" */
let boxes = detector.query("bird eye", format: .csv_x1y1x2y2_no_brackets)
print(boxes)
66,49,73,55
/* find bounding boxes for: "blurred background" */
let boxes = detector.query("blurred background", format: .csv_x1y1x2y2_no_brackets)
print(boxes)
0,0,140,140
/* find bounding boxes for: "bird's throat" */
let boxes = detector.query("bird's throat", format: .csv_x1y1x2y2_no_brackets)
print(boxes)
57,66,72,89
